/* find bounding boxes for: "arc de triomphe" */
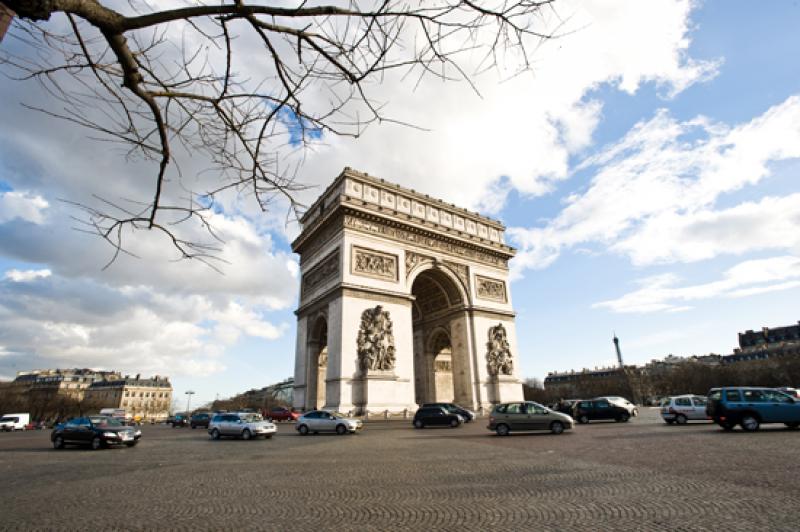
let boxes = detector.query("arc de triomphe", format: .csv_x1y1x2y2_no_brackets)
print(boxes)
292,168,523,413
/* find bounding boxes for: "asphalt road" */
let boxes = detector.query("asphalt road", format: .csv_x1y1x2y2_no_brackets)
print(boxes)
1,408,798,531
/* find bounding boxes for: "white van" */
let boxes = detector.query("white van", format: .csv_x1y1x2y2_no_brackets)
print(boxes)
0,413,30,431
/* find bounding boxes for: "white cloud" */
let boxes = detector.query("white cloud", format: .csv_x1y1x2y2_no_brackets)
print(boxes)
593,256,800,313
0,191,49,224
511,95,800,276
4,269,51,282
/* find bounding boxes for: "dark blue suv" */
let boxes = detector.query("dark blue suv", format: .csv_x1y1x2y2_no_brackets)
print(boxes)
706,387,800,431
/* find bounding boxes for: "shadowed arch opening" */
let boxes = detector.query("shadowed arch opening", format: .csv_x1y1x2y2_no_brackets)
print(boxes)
307,315,328,409
411,267,470,405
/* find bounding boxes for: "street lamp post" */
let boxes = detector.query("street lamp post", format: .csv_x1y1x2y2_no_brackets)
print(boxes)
185,390,195,413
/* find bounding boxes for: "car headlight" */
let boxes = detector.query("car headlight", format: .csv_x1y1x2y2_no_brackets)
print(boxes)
134,430,142,436
103,432,117,438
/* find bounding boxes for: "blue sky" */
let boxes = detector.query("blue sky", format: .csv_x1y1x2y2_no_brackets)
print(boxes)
1,1,799,407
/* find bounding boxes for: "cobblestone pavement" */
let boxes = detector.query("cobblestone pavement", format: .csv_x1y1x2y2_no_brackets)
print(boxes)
1,408,799,531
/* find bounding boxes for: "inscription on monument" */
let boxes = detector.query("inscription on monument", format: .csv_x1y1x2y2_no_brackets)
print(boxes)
357,305,396,372
301,249,340,299
352,246,398,281
486,323,514,376
476,275,507,303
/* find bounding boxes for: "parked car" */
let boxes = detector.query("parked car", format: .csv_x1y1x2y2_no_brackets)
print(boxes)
171,412,189,428
51,415,141,450
413,407,463,429
295,411,363,435
190,412,212,429
267,407,299,422
488,401,573,436
208,412,277,440
572,399,631,423
597,396,639,417
420,403,475,422
707,387,800,431
660,395,709,424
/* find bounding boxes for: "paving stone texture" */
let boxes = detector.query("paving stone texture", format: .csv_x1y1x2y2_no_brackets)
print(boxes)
0,408,798,531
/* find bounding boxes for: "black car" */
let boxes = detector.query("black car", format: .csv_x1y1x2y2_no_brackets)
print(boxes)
421,403,475,422
51,416,141,450
171,412,189,428
190,412,211,429
571,399,631,424
413,407,463,429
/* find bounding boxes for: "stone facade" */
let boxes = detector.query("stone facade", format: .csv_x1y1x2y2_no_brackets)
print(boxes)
292,168,523,413
83,376,173,422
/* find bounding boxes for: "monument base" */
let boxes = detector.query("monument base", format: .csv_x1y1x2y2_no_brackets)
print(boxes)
352,370,415,415
484,375,524,406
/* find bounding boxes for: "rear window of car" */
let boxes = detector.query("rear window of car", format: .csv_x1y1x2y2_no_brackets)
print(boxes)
708,390,721,401
725,390,742,402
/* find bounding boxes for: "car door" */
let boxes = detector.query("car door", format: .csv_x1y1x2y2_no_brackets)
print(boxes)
740,389,771,421
304,411,323,431
689,396,708,420
75,417,94,443
673,397,693,418
502,403,529,430
762,389,799,423
594,400,613,420
524,402,549,430
222,414,239,435
61,419,82,442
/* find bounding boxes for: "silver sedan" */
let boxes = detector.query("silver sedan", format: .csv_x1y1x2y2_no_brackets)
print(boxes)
295,411,363,435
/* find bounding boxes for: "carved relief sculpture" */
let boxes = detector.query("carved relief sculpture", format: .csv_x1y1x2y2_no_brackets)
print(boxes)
486,323,514,376
476,275,507,303
352,246,397,281
301,249,340,299
357,305,397,372
405,250,433,277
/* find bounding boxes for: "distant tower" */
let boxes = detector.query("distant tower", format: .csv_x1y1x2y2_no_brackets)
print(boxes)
613,334,624,369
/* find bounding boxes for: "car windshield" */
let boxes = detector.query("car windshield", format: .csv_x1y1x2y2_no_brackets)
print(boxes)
89,416,123,427
331,412,349,419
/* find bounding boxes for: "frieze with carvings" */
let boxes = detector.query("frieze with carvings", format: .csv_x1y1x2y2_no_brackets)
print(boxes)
301,249,340,299
405,251,433,277
486,323,514,376
357,305,396,372
443,260,470,291
344,215,508,269
476,275,507,303
352,246,398,281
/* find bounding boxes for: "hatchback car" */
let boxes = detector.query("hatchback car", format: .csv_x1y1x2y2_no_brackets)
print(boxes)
413,407,463,429
488,401,573,436
267,407,299,422
420,403,475,422
660,395,709,424
572,399,631,423
190,412,212,429
295,411,362,435
51,416,141,450
707,387,800,431
208,412,277,440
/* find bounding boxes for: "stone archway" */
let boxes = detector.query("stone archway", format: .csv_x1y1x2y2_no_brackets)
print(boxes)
292,168,523,414
411,267,472,406
306,315,328,410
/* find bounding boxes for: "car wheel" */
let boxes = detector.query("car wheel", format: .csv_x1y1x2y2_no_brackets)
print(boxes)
413,420,424,429
550,421,564,435
741,415,760,432
298,424,309,436
785,422,799,429
91,436,103,450
241,429,252,440
210,428,220,440
619,413,630,423
125,442,137,447
578,415,589,424
336,424,347,435
665,419,675,425
449,418,459,428
675,414,687,425
53,435,64,449
495,424,510,436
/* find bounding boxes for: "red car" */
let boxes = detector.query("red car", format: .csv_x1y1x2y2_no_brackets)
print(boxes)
267,407,299,422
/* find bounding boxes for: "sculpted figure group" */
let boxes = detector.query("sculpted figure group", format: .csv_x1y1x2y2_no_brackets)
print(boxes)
486,323,514,376
357,305,396,372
